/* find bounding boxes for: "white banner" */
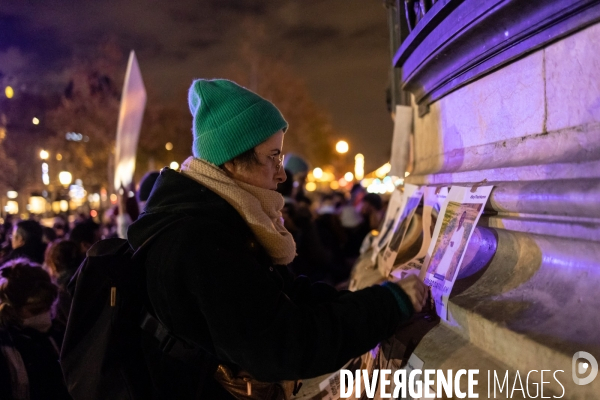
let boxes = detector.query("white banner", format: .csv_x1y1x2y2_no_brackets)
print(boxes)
114,51,147,191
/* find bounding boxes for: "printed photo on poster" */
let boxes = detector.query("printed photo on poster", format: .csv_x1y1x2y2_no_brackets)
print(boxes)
378,185,424,277
370,189,404,263
425,202,482,286
391,186,448,279
421,185,493,320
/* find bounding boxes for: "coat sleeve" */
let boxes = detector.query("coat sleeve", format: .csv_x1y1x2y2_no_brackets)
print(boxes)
177,219,411,381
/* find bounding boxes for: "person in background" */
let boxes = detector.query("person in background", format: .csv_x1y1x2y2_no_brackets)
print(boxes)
1,220,46,266
0,218,14,261
43,240,83,329
0,259,71,400
344,193,384,260
68,220,101,258
137,171,160,212
115,171,159,239
282,153,309,202
315,194,348,284
42,227,57,245
52,216,69,240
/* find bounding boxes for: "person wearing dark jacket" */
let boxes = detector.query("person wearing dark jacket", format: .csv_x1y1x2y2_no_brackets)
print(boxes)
1,220,46,266
0,259,71,400
127,79,427,399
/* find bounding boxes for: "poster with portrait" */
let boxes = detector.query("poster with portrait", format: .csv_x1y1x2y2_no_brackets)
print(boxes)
420,185,493,320
378,184,424,277
370,189,404,264
390,186,449,280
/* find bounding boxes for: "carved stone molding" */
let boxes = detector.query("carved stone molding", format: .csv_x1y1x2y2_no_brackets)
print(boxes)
394,0,600,116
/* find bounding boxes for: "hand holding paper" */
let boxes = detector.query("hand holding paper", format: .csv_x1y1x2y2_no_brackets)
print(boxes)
395,275,428,313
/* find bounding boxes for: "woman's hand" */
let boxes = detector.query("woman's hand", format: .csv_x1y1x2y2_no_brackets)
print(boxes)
395,275,428,312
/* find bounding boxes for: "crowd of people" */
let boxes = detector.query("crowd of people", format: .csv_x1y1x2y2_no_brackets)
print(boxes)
0,171,161,399
0,163,389,398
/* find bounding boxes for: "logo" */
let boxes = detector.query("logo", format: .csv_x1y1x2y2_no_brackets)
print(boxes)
572,351,598,385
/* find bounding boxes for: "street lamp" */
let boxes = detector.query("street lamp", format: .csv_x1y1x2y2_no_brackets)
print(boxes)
59,171,72,187
40,150,49,160
335,140,349,154
354,153,365,180
313,168,323,180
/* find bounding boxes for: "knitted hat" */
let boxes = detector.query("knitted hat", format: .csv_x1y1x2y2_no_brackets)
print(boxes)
188,79,288,166
282,153,309,175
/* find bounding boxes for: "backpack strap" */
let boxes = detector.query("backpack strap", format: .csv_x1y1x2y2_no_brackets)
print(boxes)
132,216,219,380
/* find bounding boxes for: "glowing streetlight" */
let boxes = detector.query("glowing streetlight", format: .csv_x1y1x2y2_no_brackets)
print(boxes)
59,171,72,187
7,191,17,199
344,172,354,182
5,86,14,99
305,182,317,192
354,153,365,180
335,140,349,154
165,142,173,151
32,117,40,125
170,161,180,170
40,150,49,160
313,167,323,180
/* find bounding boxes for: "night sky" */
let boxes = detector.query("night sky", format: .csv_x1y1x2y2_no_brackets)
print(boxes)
1,0,394,172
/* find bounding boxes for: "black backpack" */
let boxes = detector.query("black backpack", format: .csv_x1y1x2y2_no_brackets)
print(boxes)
60,221,216,400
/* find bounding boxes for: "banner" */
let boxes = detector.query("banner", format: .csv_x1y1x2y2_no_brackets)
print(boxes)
114,51,147,191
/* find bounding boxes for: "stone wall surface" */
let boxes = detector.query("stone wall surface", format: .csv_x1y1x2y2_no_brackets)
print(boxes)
401,21,600,400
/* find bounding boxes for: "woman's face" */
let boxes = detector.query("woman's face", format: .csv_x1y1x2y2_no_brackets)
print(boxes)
224,130,287,190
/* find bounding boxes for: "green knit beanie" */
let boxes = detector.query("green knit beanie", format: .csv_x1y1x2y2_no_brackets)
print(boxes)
188,79,288,166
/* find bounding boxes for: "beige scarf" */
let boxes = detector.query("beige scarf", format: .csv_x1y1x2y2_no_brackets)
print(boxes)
180,157,296,265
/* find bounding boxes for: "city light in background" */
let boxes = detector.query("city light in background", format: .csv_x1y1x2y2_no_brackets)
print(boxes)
4,86,13,99
40,150,49,160
165,142,173,151
59,171,73,187
170,161,179,170
313,168,323,180
32,117,40,125
354,153,365,180
335,140,349,154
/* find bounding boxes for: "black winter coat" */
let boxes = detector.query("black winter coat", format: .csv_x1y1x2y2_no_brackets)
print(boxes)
127,169,412,399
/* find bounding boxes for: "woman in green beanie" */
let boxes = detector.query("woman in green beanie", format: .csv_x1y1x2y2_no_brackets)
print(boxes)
127,79,427,399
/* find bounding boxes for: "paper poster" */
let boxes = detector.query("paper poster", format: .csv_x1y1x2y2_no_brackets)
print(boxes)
370,189,404,263
114,51,147,191
390,105,413,178
318,369,342,400
421,185,493,320
391,186,449,279
378,184,424,277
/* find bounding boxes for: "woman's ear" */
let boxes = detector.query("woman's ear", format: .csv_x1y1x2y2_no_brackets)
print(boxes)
222,160,236,175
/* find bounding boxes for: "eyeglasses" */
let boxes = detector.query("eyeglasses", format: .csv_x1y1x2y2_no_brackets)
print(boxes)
257,153,284,172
